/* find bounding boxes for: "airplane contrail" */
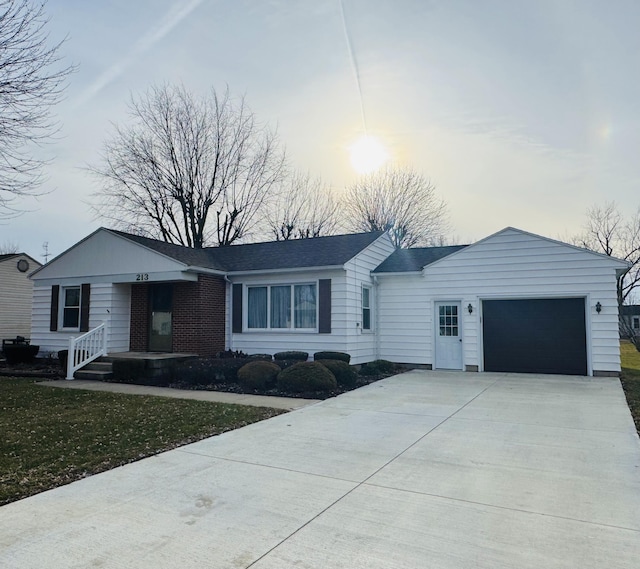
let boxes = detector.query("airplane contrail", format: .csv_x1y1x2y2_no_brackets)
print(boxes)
75,0,205,106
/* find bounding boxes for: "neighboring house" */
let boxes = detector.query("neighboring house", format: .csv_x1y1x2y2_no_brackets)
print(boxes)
620,305,640,338
0,253,42,341
29,226,628,376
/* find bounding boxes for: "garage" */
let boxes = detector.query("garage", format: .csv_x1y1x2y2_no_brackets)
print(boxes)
482,298,588,375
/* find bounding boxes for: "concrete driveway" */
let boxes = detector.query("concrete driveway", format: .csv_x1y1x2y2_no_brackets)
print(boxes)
2,371,639,568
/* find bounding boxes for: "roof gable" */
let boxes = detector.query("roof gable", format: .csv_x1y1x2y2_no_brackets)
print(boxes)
31,229,189,281
420,227,630,273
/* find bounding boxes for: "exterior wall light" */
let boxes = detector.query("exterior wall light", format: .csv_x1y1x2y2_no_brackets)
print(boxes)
468,303,473,314
595,302,602,314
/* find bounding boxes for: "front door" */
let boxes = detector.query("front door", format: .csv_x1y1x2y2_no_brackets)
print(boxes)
149,284,173,352
435,302,463,370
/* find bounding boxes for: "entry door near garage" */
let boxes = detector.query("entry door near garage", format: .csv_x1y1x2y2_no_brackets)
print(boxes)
482,298,587,375
435,302,463,370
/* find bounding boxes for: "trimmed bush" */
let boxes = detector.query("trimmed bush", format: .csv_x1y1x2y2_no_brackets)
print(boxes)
359,359,396,376
317,359,357,388
277,362,337,393
313,351,351,364
273,351,308,361
372,359,395,373
238,361,281,390
248,353,273,361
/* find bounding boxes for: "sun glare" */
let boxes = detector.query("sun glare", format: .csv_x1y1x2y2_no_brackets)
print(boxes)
349,135,389,175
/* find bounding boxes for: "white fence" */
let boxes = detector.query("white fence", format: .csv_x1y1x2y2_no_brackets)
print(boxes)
66,323,108,380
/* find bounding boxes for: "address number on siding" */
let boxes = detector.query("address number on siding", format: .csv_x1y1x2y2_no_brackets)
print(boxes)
136,273,149,281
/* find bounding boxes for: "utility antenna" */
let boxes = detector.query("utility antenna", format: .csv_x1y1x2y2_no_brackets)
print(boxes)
42,242,50,263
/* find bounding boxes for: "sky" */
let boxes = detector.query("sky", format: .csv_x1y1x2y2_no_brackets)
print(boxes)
3,0,640,261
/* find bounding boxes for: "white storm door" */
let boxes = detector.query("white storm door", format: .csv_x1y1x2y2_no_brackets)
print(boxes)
435,302,463,370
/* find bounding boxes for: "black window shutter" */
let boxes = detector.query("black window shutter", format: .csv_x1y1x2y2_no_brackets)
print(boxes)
232,284,243,333
50,285,59,331
318,279,331,334
80,283,91,332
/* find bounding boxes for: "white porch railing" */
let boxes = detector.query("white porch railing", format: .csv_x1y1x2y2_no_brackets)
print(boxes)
66,323,108,380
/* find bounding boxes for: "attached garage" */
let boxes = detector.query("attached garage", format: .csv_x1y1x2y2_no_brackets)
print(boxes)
375,227,629,377
482,298,588,375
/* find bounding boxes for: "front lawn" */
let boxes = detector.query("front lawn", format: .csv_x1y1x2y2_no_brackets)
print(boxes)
0,377,283,506
620,341,640,434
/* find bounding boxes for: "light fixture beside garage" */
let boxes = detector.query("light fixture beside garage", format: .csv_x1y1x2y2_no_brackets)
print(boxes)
595,302,602,314
467,303,473,314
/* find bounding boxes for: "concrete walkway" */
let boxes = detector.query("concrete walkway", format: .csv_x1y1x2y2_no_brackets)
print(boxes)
37,379,320,410
3,371,640,568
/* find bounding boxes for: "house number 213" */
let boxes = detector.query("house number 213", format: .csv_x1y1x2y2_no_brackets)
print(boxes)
136,273,149,281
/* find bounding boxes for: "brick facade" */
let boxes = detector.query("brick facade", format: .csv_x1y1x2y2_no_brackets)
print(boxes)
172,275,226,356
129,283,149,351
129,275,226,356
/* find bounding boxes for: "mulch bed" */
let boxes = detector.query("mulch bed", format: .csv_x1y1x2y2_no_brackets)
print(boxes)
0,358,64,379
169,373,393,400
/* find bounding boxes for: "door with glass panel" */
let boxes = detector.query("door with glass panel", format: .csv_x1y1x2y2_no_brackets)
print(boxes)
149,284,173,352
435,302,463,370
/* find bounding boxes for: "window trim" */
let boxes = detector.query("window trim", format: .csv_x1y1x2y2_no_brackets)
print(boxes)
633,316,640,330
245,282,318,332
361,284,373,331
60,285,81,330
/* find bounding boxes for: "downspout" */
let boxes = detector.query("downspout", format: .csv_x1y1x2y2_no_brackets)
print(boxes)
373,274,380,360
224,275,232,351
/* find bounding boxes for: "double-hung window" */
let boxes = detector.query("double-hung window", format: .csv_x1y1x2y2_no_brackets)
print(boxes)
247,284,317,330
633,316,640,330
362,286,372,330
62,286,81,329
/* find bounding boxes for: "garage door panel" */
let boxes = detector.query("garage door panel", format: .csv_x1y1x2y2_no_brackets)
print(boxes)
483,298,587,375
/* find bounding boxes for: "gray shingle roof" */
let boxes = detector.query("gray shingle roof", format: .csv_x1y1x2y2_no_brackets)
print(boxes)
373,245,468,273
109,229,385,272
621,305,640,316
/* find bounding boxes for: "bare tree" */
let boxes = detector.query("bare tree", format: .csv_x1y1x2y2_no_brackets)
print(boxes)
0,0,72,216
266,171,339,240
343,166,449,248
91,84,286,248
0,240,19,254
574,202,640,350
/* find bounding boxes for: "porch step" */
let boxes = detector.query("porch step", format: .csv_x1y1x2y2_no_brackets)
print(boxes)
74,359,113,380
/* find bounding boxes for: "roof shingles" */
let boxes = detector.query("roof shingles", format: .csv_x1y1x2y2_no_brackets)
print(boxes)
373,245,468,273
109,229,385,273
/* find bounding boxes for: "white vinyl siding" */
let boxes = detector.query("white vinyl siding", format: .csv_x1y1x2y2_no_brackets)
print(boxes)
378,228,625,374
31,283,131,356
230,269,348,358
0,255,41,339
343,233,395,363
228,233,394,365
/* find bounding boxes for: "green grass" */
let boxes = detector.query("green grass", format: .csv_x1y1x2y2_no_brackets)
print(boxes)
620,341,640,434
0,377,283,505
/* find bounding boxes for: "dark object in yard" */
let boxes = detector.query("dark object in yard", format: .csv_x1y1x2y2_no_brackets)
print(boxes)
313,351,351,364
56,349,89,372
277,361,337,393
2,337,39,364
273,351,308,361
